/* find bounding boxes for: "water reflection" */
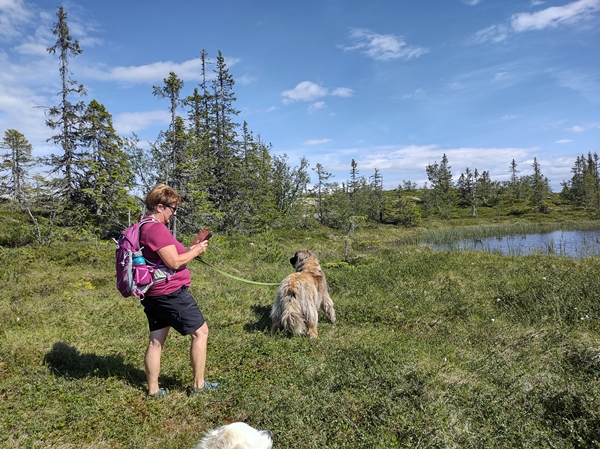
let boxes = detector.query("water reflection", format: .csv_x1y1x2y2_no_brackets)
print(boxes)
427,230,600,258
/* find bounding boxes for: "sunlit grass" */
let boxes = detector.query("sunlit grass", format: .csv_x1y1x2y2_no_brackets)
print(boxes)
1,228,600,448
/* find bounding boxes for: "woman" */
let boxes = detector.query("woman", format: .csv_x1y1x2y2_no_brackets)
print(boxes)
139,183,219,398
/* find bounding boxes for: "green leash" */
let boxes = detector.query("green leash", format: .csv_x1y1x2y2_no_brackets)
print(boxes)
197,258,280,286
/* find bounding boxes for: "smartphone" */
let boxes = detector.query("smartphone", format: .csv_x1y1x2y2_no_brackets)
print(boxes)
193,229,212,245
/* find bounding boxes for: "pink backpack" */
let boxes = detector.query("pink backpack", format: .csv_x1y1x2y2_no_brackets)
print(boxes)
115,218,171,299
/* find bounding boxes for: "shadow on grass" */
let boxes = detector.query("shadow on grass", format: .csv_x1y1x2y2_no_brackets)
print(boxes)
245,304,272,333
43,342,177,390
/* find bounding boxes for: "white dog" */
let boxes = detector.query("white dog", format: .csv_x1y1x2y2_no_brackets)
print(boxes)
193,422,273,449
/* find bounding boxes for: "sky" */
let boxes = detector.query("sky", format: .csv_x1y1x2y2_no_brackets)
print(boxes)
1,0,599,191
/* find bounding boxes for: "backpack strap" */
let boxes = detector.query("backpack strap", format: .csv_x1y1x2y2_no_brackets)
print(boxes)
137,217,176,282
137,217,158,253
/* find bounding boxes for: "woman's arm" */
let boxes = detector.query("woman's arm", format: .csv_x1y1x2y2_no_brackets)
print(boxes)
156,240,209,270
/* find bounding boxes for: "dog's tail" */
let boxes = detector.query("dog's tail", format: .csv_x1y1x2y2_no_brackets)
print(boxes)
271,297,308,335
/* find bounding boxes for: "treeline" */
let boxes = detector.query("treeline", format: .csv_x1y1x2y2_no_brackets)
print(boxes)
0,6,598,246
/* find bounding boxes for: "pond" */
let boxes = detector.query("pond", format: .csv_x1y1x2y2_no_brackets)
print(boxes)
426,229,600,258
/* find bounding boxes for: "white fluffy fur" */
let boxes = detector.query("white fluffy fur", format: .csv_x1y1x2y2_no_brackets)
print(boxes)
193,422,273,449
270,249,336,338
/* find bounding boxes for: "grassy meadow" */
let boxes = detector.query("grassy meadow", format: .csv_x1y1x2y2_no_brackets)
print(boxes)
2,219,600,448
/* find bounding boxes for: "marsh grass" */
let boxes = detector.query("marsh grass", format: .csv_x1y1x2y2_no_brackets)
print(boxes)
1,229,600,448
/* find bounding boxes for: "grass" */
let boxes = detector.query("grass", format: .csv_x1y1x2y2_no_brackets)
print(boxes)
1,226,600,448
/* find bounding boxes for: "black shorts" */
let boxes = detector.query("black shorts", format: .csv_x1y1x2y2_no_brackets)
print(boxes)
141,286,205,336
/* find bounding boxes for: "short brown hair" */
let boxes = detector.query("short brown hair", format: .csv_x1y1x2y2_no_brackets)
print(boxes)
145,184,182,213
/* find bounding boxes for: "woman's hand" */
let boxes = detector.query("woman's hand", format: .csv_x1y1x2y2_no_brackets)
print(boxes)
157,240,209,270
190,239,209,256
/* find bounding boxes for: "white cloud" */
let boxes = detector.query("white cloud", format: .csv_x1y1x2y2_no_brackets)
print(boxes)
343,28,429,61
566,125,585,132
113,110,170,135
472,0,600,44
237,74,256,85
83,57,240,84
308,101,327,113
470,24,509,44
511,0,600,32
282,81,328,104
303,138,331,146
461,0,482,5
555,139,574,143
402,88,426,100
0,0,35,40
331,87,354,97
282,82,356,106
344,145,534,176
552,69,600,102
324,145,573,190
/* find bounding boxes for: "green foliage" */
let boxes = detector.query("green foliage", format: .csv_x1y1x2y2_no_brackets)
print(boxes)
425,153,454,218
384,190,422,227
12,6,600,241
0,129,37,203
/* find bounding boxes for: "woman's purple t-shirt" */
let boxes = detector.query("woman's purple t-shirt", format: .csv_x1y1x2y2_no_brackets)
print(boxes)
139,219,191,296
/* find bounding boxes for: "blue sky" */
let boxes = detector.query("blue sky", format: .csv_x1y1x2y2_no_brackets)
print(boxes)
1,0,599,191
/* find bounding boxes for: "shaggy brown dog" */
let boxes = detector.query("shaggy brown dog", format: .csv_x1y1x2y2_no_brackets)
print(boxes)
270,249,336,338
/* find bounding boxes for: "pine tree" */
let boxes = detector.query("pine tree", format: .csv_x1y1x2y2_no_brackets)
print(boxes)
0,129,37,203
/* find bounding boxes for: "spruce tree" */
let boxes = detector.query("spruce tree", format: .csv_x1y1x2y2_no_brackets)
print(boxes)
457,167,479,216
79,100,135,234
530,157,551,212
369,168,384,222
207,50,242,229
349,159,359,195
0,129,37,203
425,153,454,218
152,72,185,192
45,5,86,198
312,163,333,224
272,154,310,221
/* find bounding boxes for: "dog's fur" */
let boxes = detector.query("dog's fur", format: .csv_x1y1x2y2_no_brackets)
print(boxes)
193,422,273,449
270,249,336,338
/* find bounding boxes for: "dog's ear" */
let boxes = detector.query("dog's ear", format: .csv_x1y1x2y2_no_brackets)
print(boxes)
290,254,298,267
